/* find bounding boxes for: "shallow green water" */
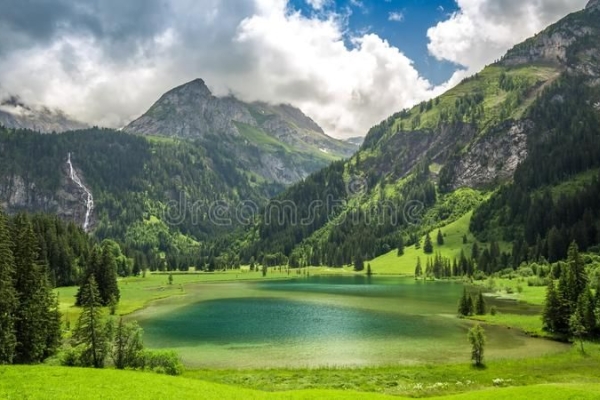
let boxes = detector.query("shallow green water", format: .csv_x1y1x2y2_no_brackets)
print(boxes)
133,276,567,368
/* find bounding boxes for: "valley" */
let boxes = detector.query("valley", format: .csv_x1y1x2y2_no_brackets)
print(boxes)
1,1,600,399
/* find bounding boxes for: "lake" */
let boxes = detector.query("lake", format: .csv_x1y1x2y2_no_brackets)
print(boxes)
132,276,567,368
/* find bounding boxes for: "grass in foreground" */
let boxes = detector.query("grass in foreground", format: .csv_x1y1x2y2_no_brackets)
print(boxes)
2,362,600,400
189,343,600,398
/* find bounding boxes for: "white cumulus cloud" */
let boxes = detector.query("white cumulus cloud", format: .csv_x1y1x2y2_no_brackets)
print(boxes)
427,0,588,71
388,11,404,22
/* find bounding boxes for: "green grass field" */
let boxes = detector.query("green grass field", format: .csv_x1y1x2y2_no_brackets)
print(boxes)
43,238,600,399
369,213,478,275
3,354,600,400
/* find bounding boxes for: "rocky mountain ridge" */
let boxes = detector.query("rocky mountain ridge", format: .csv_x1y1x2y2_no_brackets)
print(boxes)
125,79,356,185
228,1,600,265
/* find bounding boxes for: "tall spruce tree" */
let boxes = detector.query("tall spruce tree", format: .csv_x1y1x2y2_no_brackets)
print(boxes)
99,244,120,305
437,230,444,246
77,244,120,307
458,288,474,316
475,291,486,315
0,212,17,364
577,287,596,336
414,257,423,279
397,236,405,256
73,276,112,368
543,279,568,334
11,213,54,364
423,233,434,254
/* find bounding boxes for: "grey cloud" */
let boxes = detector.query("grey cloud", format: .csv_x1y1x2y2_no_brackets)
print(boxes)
0,0,172,58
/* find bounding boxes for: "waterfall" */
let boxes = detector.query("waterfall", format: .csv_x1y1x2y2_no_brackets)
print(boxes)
67,153,94,232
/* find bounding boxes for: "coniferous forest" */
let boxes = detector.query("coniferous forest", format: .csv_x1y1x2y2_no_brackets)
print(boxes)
3,1,600,398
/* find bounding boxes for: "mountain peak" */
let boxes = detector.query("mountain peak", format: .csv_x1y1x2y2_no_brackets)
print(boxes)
171,78,212,97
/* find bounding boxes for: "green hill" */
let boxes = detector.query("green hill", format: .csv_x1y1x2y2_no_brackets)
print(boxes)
224,4,600,274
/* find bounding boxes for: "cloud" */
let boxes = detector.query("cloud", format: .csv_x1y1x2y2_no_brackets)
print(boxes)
305,0,329,10
0,0,590,139
0,0,437,138
235,4,435,137
427,0,588,71
388,11,404,22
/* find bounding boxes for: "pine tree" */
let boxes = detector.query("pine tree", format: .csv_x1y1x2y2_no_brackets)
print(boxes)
43,291,62,360
543,279,568,334
437,230,444,246
0,212,17,364
397,236,405,256
462,234,468,245
577,288,596,335
77,244,120,307
99,244,120,306
414,257,423,279
11,214,52,364
458,288,474,316
366,263,372,277
475,291,486,315
73,276,111,368
423,233,433,254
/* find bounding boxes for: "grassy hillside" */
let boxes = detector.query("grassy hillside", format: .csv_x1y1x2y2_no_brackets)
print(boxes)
369,212,476,275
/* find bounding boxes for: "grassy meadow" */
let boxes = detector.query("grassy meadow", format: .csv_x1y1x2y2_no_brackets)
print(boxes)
3,346,600,400
369,212,480,275
43,219,598,399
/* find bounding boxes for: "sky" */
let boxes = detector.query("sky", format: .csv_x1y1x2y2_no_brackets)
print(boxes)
0,0,589,138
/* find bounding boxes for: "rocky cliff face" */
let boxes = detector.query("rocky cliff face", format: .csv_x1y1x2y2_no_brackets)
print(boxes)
501,2,600,71
0,96,88,133
0,157,93,230
125,79,356,185
430,3,599,190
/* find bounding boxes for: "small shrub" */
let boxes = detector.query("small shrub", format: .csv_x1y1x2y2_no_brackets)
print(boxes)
473,271,487,281
516,284,523,294
505,287,514,294
60,346,84,367
141,350,184,376
490,306,497,316
527,276,549,287
516,266,534,277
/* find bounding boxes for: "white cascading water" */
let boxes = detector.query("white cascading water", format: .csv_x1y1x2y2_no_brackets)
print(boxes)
67,153,94,232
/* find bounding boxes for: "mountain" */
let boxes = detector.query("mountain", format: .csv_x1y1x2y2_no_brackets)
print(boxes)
345,136,364,147
125,79,356,185
0,95,88,133
222,2,600,269
0,126,274,269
